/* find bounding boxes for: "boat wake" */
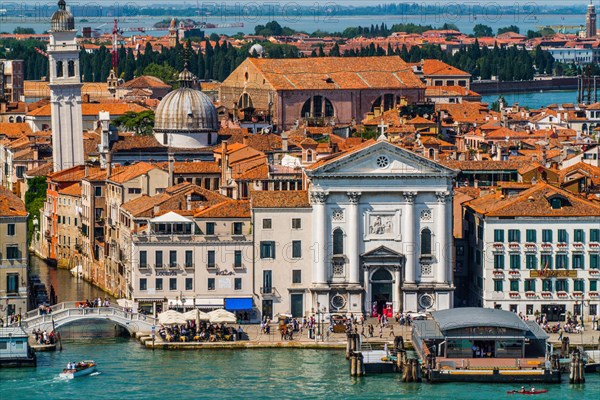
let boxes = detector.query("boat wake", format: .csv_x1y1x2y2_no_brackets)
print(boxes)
90,372,101,376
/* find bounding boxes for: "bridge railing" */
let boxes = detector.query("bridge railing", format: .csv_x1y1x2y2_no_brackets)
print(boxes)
22,303,157,331
25,301,131,320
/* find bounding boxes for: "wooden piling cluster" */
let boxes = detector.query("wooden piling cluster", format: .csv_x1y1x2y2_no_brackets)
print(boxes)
569,349,586,384
401,357,421,382
350,351,365,377
346,333,360,359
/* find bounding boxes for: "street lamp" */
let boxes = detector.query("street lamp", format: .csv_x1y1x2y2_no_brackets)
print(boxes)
316,302,321,341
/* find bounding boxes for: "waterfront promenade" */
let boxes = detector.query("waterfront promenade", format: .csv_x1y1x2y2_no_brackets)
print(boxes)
138,320,600,350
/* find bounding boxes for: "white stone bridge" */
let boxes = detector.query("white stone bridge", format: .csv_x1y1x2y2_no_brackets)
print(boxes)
21,302,156,336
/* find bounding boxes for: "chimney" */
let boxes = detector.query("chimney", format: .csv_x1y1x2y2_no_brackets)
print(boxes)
107,152,112,176
221,141,228,188
186,195,191,210
281,131,289,152
168,152,175,187
153,205,160,215
243,133,249,146
85,163,89,177
83,93,90,103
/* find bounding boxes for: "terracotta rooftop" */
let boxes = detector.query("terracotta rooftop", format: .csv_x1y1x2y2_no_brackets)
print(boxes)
27,102,149,117
155,161,220,174
194,200,251,218
0,123,33,139
120,75,171,89
465,183,600,217
441,160,533,172
108,162,162,184
251,190,310,208
245,56,424,90
0,186,27,217
58,182,82,197
421,59,471,76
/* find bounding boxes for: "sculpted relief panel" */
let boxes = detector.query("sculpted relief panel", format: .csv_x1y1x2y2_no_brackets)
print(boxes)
364,210,402,241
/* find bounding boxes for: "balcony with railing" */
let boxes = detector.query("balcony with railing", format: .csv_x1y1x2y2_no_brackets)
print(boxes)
508,242,521,252
260,286,280,297
492,243,504,253
524,243,537,252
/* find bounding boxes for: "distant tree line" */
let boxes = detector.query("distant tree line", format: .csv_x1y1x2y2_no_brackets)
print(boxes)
0,28,557,84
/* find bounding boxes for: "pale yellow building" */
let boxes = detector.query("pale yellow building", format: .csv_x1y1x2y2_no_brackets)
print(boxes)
0,187,28,322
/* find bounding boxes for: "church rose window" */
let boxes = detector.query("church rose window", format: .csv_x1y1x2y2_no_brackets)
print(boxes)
330,294,346,309
375,155,389,169
419,294,434,309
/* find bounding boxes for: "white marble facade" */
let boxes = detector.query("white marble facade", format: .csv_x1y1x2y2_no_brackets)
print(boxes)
305,139,457,315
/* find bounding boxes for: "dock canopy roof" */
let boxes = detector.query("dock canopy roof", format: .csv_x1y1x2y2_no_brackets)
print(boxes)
430,308,530,333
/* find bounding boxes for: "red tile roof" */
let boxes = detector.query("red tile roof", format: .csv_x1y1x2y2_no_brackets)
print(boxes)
245,56,424,90
251,190,310,208
194,200,250,218
465,183,600,217
0,186,27,217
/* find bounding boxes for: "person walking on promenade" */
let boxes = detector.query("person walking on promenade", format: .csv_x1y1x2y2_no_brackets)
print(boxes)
389,325,395,338
379,324,383,338
361,323,366,338
558,329,563,341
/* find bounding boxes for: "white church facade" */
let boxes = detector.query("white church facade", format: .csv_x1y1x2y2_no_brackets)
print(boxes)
304,139,457,316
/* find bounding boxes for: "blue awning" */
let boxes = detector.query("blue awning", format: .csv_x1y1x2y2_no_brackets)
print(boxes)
225,298,253,311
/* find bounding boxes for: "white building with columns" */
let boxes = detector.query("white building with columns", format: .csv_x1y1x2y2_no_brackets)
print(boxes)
48,0,84,171
304,138,457,316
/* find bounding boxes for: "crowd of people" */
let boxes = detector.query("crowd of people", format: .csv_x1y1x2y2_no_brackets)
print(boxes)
77,297,111,308
32,328,56,345
158,320,244,343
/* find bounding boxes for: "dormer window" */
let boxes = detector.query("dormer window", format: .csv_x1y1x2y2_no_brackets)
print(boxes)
550,197,563,209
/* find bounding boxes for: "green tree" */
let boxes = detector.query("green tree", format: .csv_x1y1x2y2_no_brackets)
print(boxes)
473,24,493,38
143,63,179,87
24,176,47,244
497,25,520,35
13,27,35,34
113,110,155,136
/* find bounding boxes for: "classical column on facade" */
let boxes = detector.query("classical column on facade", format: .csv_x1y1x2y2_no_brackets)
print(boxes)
347,191,362,285
393,266,402,312
435,190,451,284
363,265,370,313
403,191,417,284
311,190,329,285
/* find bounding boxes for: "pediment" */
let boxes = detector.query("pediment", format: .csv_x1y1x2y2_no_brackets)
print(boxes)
308,140,456,177
361,245,403,259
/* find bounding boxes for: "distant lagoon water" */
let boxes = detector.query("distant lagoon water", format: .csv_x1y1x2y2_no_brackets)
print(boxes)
482,90,579,109
0,13,588,37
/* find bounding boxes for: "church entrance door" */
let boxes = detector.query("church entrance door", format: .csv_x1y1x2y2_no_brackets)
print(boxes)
370,268,393,317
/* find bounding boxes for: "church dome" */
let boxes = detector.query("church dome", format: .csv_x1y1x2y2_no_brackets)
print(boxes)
51,0,75,32
249,43,265,56
154,65,218,148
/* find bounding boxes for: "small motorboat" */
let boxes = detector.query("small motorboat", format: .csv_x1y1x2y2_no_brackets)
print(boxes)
59,360,97,378
507,388,548,395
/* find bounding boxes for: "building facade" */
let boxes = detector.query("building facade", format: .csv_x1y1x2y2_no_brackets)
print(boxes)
465,183,600,322
305,139,457,316
0,187,28,321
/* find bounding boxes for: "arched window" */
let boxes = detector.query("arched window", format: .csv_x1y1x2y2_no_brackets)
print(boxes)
56,61,63,78
371,268,393,281
333,228,344,255
16,116,22,122
238,93,253,109
421,228,432,255
67,60,75,77
371,93,399,112
301,96,334,119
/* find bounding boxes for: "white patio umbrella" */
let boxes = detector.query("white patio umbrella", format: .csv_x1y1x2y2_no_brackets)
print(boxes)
182,309,210,322
207,309,237,324
158,310,187,325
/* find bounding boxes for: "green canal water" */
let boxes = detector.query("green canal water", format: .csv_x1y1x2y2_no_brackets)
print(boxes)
1,337,598,400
